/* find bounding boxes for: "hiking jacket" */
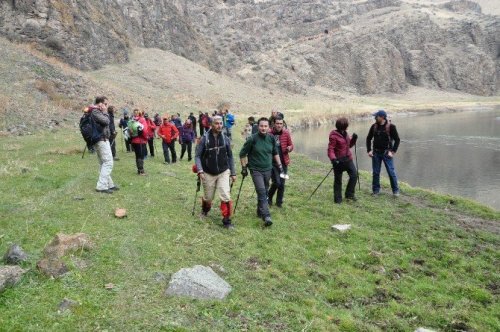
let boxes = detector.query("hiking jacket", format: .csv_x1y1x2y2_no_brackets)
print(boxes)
328,130,357,161
108,112,116,136
180,123,195,143
90,107,110,140
271,128,294,166
225,113,235,129
195,130,236,176
119,117,129,129
131,116,148,144
366,121,400,153
239,133,278,172
145,118,156,139
158,122,179,144
188,115,197,136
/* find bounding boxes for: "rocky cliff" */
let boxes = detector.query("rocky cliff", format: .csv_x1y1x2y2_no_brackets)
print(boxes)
0,0,498,96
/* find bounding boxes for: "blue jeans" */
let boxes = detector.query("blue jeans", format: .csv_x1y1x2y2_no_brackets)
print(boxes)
372,151,399,194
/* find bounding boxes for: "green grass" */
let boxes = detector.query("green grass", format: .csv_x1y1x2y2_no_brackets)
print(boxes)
0,128,499,331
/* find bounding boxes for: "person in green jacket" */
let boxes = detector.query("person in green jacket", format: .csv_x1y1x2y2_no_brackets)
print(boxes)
239,117,283,227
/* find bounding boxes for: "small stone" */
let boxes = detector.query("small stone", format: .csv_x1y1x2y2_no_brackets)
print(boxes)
0,266,27,293
104,283,114,290
3,244,28,265
114,208,127,218
58,298,79,313
415,328,437,332
165,265,232,300
331,224,351,232
73,196,84,201
37,258,69,278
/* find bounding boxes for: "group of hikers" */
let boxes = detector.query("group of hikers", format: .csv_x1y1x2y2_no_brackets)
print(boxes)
84,96,400,229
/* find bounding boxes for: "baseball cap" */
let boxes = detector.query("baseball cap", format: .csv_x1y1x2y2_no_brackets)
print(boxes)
372,110,387,118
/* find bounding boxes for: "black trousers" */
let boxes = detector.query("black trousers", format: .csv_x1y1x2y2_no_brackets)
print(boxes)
132,143,146,173
110,137,116,158
333,160,357,203
162,141,177,163
147,138,155,157
180,141,193,160
268,165,287,206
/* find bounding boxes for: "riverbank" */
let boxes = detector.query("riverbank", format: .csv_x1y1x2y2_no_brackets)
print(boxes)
0,129,498,331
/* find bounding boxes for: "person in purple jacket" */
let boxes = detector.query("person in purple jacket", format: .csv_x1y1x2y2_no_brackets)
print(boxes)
179,119,195,161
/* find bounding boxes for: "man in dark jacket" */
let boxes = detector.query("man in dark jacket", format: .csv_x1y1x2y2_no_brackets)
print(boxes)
108,106,119,161
91,96,117,194
268,117,294,207
366,110,401,196
195,116,237,228
240,117,283,227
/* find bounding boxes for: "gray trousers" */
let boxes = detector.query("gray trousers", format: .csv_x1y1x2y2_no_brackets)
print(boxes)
251,169,272,219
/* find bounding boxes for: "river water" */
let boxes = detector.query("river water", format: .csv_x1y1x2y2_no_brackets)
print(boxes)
292,108,500,210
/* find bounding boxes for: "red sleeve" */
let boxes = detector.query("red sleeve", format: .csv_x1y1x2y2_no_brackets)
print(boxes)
327,132,337,160
287,131,294,152
172,125,179,139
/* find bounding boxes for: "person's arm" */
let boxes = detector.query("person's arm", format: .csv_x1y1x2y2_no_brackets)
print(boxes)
172,125,179,140
239,137,253,168
91,109,109,126
366,125,374,153
390,125,400,153
327,133,337,161
286,131,294,152
349,132,358,148
194,137,205,179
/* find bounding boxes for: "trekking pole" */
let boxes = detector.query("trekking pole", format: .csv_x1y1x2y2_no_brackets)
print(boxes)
233,175,246,214
308,168,333,200
81,145,87,159
191,177,201,216
354,142,361,190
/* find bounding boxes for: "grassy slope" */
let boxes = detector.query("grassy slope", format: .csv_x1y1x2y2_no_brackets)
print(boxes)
0,127,498,331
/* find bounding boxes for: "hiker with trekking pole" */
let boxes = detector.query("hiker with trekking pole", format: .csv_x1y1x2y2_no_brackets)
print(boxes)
239,117,283,227
366,110,401,197
327,117,358,204
194,116,237,229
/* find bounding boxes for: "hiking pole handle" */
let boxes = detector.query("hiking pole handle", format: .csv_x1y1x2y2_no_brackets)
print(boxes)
308,168,333,200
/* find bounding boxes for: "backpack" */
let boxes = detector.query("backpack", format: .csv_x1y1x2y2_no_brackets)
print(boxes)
79,108,102,148
127,119,144,138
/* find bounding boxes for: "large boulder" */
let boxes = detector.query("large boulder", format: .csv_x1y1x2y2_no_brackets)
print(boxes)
0,265,27,293
165,265,232,300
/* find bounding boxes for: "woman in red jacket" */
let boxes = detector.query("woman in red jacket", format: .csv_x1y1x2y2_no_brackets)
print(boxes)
130,109,149,175
327,117,358,203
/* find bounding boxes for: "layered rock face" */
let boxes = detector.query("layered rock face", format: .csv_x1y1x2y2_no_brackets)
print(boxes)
0,0,498,95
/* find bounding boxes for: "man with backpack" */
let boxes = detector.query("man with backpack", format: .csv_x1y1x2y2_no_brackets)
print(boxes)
119,109,131,152
129,109,148,175
89,96,117,193
158,116,179,164
366,110,401,196
195,116,237,229
239,117,283,227
268,116,294,208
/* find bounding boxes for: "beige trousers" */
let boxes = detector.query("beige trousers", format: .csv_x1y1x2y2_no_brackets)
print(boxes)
95,140,115,190
203,169,231,202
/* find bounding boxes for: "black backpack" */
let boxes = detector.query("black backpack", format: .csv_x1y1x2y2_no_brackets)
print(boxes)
80,109,102,148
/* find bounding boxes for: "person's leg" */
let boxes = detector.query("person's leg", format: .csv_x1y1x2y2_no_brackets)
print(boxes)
125,137,131,152
216,170,233,227
95,141,114,190
169,141,177,163
276,165,288,207
148,138,155,157
372,152,383,194
333,165,344,203
267,167,280,205
187,141,192,161
180,143,186,160
251,170,270,219
345,160,357,199
162,141,170,163
133,143,145,174
201,173,217,216
110,137,116,158
383,154,399,194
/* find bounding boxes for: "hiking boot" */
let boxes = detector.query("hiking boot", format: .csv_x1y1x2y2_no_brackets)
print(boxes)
264,217,273,227
276,203,282,208
222,217,234,229
96,189,113,194
393,191,400,197
109,186,120,191
371,192,380,196
346,196,357,202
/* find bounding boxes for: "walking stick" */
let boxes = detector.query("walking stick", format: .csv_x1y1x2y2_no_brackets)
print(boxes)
191,177,201,216
233,175,246,214
354,142,361,190
308,168,334,200
81,145,87,159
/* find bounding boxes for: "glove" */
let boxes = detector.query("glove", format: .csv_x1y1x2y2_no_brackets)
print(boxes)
331,159,339,167
352,133,358,140
241,166,248,177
